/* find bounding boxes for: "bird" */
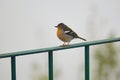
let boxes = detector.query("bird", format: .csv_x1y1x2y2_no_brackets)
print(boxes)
55,23,86,46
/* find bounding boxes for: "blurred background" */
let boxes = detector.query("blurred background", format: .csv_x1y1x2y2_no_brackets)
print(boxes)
0,0,120,80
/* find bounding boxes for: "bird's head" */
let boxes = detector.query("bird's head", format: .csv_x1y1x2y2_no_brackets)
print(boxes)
55,23,67,28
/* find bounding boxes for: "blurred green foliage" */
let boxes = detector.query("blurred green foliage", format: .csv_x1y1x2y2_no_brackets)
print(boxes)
30,62,60,80
93,34,120,80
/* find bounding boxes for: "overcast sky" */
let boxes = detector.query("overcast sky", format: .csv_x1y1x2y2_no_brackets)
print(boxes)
0,0,120,80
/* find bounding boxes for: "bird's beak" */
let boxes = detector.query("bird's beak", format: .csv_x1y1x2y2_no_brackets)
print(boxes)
55,26,58,28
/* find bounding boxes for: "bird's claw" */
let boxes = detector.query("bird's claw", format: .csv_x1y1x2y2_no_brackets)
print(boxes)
60,43,69,47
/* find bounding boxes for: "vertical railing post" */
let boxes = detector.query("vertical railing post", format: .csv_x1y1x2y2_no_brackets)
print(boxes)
11,56,16,80
48,51,53,80
85,45,90,80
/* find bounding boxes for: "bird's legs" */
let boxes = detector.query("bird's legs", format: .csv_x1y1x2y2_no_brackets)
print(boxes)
62,42,70,46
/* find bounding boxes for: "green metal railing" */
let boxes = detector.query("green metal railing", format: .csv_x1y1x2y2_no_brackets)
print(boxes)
0,37,120,80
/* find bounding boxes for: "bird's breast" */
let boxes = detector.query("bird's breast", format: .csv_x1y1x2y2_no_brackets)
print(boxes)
57,28,73,42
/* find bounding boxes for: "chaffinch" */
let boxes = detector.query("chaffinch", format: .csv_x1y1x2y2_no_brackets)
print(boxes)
55,23,86,46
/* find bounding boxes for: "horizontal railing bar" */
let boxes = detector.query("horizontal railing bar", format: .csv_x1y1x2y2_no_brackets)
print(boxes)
0,37,120,58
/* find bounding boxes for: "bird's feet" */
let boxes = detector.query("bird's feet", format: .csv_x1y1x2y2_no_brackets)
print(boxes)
60,43,70,47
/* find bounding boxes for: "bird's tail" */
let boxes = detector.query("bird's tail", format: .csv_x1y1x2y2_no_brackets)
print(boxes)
78,37,87,41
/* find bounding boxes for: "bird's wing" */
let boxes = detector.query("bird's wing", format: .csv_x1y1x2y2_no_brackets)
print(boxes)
63,27,79,38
